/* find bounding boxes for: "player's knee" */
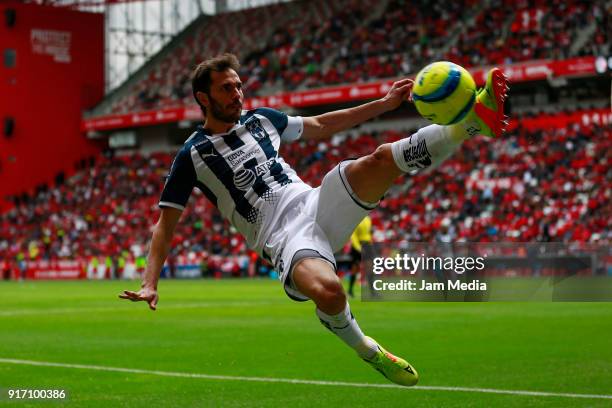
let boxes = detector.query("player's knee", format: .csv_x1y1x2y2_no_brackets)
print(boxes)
313,276,346,309
365,144,394,169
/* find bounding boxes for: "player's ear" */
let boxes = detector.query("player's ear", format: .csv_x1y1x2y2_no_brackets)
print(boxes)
196,91,210,109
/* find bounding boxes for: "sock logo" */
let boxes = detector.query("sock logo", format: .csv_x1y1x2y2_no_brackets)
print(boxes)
402,139,432,169
465,124,480,138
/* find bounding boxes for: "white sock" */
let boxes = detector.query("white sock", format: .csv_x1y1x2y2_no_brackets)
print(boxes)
390,124,466,173
316,303,378,359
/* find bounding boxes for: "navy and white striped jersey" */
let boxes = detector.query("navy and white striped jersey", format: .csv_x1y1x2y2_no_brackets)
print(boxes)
159,107,311,253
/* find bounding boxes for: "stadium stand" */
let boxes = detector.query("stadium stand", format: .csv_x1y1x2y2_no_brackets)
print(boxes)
1,119,609,276
3,0,609,279
98,0,608,115
445,0,609,67
106,0,352,114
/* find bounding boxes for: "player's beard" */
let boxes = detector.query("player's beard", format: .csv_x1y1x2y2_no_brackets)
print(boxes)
209,95,242,123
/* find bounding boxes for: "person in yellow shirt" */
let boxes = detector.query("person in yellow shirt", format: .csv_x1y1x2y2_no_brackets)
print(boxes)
347,215,372,297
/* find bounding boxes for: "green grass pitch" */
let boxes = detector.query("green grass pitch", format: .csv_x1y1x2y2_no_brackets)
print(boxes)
0,279,611,407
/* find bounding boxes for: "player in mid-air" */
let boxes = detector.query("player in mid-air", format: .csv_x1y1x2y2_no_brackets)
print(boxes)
120,53,508,386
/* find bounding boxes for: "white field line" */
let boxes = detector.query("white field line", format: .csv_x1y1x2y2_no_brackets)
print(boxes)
0,301,280,317
0,358,611,400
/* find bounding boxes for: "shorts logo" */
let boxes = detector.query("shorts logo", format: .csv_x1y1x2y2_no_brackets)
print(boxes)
402,138,432,169
245,117,269,141
233,168,256,190
277,259,284,274
275,246,286,274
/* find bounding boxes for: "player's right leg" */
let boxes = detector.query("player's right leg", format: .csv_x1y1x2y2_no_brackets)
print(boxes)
291,258,419,386
344,68,509,204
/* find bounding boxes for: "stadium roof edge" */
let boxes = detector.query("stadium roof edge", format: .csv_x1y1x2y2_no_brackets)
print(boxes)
85,11,212,118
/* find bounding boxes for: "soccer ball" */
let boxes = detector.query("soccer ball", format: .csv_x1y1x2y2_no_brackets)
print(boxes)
412,61,477,126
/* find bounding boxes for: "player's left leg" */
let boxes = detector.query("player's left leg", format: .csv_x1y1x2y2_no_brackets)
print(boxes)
291,257,418,386
345,68,508,203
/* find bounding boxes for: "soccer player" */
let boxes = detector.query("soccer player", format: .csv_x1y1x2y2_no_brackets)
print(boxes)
347,215,372,298
120,53,508,386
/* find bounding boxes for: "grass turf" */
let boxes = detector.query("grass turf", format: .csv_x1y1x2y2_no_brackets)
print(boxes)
0,279,611,407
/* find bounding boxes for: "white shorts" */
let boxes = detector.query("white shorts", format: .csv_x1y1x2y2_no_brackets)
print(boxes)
262,160,376,301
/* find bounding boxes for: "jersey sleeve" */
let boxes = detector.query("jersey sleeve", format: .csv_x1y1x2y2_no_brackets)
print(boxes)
255,107,303,142
282,115,304,142
159,146,197,211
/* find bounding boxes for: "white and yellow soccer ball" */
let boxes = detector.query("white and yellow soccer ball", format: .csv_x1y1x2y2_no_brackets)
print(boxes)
412,61,477,125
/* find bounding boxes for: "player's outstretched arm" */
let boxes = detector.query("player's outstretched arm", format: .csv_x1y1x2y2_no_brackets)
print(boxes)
119,207,182,310
301,79,413,140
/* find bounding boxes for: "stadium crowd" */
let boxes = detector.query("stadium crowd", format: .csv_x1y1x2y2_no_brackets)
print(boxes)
106,0,608,115
1,122,609,278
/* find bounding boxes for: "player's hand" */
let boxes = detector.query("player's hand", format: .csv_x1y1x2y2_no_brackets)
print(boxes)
119,286,159,311
382,78,414,111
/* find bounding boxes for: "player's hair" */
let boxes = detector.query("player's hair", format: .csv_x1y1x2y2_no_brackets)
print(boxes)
191,53,241,115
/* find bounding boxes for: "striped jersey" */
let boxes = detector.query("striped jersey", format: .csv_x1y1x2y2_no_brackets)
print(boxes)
159,107,311,254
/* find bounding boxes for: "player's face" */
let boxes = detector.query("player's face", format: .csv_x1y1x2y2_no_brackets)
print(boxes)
207,69,243,123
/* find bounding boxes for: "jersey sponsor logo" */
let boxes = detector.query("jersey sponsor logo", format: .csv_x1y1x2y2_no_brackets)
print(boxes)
402,138,432,169
192,137,259,223
228,149,257,167
254,159,275,177
233,168,256,191
245,116,269,141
